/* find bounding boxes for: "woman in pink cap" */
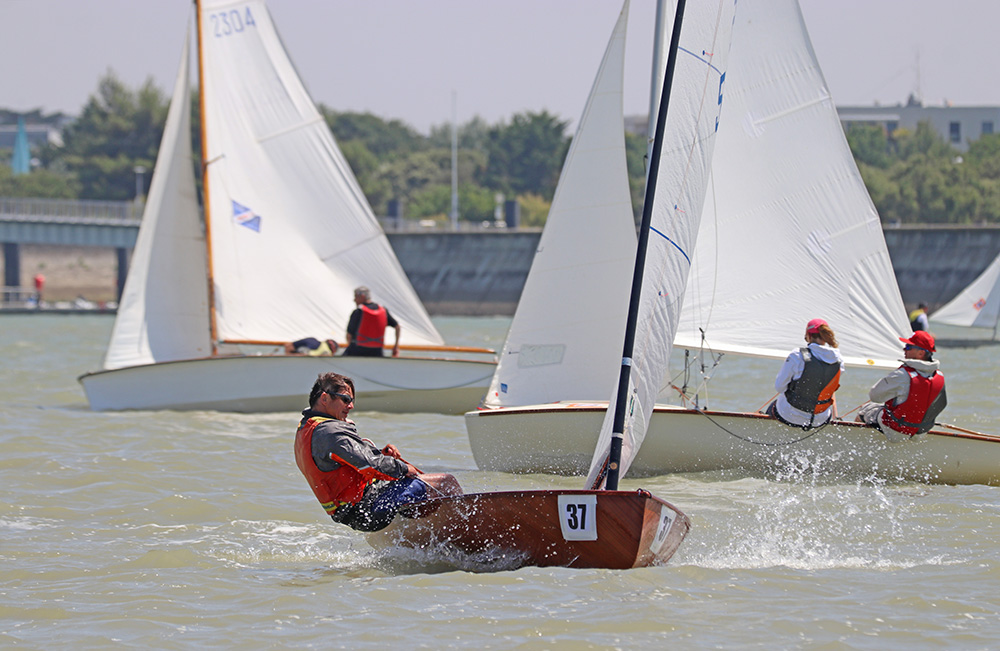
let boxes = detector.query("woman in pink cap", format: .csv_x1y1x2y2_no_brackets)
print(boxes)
767,318,845,429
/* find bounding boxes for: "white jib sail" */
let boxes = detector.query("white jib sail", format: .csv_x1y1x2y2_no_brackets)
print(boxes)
199,0,442,346
931,251,1000,329
675,0,910,370
104,26,212,370
587,0,738,487
482,0,635,409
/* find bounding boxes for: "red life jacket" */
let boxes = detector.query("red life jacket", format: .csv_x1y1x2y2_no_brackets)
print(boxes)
355,304,388,348
784,347,842,415
880,366,947,436
293,416,392,515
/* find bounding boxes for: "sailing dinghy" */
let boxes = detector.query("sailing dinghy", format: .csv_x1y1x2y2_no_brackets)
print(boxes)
79,0,495,414
466,0,1000,486
368,0,735,569
930,249,1000,345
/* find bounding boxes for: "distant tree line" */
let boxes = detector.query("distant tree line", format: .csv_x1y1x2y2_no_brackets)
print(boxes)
6,71,1000,226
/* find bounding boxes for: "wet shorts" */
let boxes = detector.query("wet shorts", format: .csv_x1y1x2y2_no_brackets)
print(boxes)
332,477,428,532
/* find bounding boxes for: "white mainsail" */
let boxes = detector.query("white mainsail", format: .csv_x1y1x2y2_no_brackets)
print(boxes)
675,0,910,370
199,0,441,346
482,0,635,409
931,252,1000,330
104,28,211,370
587,0,738,486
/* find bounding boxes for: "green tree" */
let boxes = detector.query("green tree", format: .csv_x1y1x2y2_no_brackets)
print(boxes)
846,123,893,169
320,108,426,159
54,71,168,200
483,111,570,199
0,164,79,198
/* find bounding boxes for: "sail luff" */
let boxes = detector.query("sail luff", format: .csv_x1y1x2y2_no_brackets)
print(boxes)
588,0,738,489
603,0,687,491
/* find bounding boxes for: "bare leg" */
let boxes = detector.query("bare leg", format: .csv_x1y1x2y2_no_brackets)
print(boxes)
418,472,463,497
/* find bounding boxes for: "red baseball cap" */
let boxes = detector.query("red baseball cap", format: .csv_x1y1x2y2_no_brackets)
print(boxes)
899,330,935,352
806,318,827,335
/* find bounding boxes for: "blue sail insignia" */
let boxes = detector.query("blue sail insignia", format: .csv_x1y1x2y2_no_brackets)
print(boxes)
232,200,261,232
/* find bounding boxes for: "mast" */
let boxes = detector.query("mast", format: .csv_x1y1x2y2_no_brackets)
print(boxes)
605,0,686,491
195,0,220,355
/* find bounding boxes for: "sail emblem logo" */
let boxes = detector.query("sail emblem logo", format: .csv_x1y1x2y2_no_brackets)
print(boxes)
232,200,262,232
974,297,987,311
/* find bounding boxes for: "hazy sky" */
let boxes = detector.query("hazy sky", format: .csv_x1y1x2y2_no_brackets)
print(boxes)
4,1,1000,133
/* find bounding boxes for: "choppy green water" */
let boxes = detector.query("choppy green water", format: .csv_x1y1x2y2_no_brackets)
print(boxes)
3,314,1000,649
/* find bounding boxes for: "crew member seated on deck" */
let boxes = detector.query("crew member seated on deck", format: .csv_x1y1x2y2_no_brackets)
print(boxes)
766,318,845,430
343,286,401,357
909,303,930,332
856,330,947,442
284,337,338,356
293,372,462,532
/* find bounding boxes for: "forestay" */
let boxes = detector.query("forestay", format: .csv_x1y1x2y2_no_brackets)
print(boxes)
483,0,635,409
587,0,738,487
931,251,1000,329
199,0,441,346
675,0,910,370
104,29,211,371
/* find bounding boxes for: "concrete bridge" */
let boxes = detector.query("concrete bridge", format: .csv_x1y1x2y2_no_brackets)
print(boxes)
3,197,1000,315
0,197,141,296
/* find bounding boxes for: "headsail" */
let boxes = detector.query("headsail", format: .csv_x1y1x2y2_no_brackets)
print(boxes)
675,0,910,369
198,0,442,346
587,0,738,488
104,27,212,370
931,252,1000,330
483,0,635,409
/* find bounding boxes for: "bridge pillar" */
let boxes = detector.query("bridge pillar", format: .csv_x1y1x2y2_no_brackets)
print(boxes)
3,242,20,299
116,247,129,300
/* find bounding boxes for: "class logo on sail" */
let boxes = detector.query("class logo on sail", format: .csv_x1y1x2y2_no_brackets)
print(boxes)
232,200,262,232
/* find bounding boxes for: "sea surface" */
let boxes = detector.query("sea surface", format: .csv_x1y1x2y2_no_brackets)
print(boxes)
3,314,1000,649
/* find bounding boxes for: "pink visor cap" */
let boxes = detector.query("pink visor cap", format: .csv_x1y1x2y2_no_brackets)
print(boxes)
806,318,828,335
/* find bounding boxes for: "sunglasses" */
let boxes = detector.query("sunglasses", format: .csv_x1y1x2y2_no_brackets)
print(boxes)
327,391,354,404
904,344,927,352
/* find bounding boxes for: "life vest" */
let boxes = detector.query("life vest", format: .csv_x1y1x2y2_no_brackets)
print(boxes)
909,308,927,331
293,416,390,515
784,347,842,415
880,366,947,435
355,304,388,348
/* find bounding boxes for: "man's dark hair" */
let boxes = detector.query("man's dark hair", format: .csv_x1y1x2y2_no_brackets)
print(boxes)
309,372,355,408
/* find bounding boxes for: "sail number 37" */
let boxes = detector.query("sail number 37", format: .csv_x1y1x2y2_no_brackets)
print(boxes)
557,494,598,541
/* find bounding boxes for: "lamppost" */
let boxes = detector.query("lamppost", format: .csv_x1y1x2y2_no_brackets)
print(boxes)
134,165,146,203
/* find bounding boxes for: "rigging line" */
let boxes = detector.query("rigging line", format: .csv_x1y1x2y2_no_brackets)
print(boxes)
691,406,829,447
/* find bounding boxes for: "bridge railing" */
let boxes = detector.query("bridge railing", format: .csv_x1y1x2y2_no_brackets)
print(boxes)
0,197,142,224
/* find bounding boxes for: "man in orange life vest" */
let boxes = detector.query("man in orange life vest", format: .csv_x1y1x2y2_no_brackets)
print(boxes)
344,286,401,357
856,330,947,442
294,372,462,531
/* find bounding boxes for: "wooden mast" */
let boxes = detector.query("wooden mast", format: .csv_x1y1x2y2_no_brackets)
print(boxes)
194,0,221,356
604,0,687,491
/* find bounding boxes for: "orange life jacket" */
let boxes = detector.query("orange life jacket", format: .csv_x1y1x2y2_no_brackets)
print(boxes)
784,347,842,415
293,415,394,515
355,304,388,348
880,366,947,436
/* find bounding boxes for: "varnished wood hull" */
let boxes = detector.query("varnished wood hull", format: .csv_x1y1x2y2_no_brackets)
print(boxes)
367,489,690,570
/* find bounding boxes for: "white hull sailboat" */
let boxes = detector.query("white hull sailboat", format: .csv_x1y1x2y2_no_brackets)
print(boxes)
79,1,494,414
369,0,736,569
466,0,1000,485
930,247,1000,346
